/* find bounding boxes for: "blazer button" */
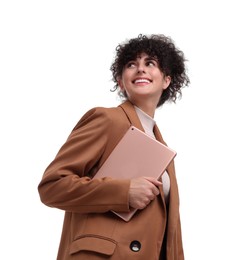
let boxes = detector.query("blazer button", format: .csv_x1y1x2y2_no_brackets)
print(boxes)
130,240,141,252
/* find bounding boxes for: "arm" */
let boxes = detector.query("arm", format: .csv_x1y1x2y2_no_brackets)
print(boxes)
38,108,130,214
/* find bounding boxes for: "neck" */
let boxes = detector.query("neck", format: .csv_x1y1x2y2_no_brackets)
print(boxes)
131,100,157,117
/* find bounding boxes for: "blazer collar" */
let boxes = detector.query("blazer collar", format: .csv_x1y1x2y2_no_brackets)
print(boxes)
119,100,145,132
119,100,166,145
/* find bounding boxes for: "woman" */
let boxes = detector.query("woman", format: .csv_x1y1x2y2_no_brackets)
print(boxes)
38,34,190,260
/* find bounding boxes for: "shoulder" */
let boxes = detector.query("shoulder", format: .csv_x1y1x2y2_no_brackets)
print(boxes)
73,105,129,132
85,106,124,119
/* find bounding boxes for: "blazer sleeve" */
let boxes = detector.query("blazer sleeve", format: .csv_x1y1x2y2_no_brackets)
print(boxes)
38,107,130,214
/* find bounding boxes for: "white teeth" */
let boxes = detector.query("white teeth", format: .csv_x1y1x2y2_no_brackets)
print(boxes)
134,79,150,83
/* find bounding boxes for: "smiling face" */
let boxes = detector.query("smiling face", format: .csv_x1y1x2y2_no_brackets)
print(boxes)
118,53,171,110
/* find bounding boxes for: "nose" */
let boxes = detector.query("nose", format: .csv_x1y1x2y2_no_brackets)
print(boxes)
137,63,145,73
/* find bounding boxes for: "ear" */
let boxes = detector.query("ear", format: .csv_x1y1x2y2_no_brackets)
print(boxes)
162,75,171,90
117,79,124,91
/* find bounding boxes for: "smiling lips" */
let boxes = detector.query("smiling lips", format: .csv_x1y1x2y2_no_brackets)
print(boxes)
133,78,151,84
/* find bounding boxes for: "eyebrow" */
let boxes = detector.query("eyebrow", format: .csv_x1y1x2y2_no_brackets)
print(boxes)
138,55,158,61
128,56,158,62
145,56,158,62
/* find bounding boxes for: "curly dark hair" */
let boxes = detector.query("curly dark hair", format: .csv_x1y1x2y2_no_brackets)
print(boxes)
110,34,190,107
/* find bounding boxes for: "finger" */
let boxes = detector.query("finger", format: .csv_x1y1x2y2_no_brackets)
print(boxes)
148,193,156,200
143,177,162,187
151,185,160,196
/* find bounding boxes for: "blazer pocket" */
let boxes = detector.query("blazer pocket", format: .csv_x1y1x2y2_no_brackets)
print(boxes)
70,235,117,256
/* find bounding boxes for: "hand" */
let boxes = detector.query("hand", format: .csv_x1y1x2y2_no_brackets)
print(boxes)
128,177,162,210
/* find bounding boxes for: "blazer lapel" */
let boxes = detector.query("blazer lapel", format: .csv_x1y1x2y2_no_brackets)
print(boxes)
154,125,180,250
120,100,180,249
154,125,179,251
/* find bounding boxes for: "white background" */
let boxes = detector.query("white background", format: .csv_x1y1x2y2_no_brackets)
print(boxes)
1,0,242,259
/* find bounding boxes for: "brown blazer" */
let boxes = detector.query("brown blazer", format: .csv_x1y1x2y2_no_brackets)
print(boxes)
38,101,184,260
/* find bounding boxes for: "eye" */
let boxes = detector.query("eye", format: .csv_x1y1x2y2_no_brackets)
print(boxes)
146,60,157,67
126,62,136,68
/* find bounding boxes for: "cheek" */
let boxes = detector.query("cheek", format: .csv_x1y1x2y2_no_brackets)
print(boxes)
122,69,133,80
